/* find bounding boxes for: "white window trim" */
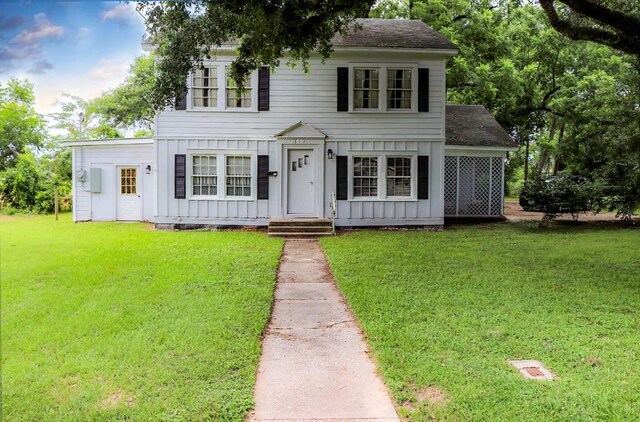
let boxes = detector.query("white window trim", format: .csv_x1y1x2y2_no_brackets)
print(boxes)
348,63,419,113
187,63,259,112
348,152,418,201
187,150,257,200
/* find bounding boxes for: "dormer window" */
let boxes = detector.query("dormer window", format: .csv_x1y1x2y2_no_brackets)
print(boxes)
192,66,218,108
353,68,380,110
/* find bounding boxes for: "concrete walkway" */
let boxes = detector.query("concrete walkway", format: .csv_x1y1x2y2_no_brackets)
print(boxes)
253,239,399,421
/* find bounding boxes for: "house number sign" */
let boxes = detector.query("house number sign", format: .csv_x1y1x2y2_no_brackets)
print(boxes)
294,139,306,144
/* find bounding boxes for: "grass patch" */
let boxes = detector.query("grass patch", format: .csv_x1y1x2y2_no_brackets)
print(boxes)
321,223,640,421
1,214,283,421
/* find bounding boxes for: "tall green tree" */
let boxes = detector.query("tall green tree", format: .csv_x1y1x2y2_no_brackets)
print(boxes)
89,54,156,131
137,0,374,109
49,95,122,140
0,79,46,171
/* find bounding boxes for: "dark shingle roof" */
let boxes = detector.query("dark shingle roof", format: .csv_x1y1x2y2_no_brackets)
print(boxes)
332,19,457,50
446,105,517,148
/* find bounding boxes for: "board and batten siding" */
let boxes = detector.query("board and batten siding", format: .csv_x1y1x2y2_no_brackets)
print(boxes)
156,138,444,226
72,144,154,221
155,53,446,140
154,138,273,225
324,139,444,226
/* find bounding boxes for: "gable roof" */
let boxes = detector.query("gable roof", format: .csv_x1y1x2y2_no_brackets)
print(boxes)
445,105,517,148
332,19,457,51
275,121,327,139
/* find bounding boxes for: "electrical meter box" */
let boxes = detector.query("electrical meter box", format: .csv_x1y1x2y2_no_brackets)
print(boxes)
90,168,101,193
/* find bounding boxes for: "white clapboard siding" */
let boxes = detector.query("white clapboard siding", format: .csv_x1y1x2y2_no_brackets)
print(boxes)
72,144,154,221
156,54,446,140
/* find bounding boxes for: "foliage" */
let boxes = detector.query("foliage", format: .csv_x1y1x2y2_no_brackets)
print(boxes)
0,150,71,214
89,55,157,130
137,0,374,109
538,0,640,57
519,175,602,220
1,215,283,420
321,226,640,421
50,95,123,140
0,79,46,171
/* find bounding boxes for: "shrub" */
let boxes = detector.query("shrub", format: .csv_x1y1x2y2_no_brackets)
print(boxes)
519,175,602,220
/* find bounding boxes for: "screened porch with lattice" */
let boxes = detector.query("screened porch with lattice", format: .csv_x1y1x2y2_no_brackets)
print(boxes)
444,156,505,217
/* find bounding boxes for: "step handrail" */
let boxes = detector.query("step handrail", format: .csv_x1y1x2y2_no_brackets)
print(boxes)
330,192,337,235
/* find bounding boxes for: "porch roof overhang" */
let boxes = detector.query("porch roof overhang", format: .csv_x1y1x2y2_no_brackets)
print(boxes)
275,121,327,141
445,105,518,151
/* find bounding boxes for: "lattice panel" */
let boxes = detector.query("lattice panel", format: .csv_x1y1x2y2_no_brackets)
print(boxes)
444,156,458,215
458,157,491,216
490,157,503,215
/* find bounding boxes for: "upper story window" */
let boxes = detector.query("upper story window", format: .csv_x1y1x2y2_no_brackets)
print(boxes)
226,72,252,108
387,69,412,110
353,68,379,110
348,64,418,112
189,64,257,111
192,67,218,108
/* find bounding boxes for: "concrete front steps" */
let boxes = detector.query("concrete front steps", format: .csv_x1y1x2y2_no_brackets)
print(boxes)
268,218,334,238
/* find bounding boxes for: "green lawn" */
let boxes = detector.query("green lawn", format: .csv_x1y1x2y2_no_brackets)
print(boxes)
321,223,640,421
1,214,283,421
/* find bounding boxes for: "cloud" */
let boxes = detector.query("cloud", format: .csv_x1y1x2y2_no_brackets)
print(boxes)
12,13,64,45
27,59,54,75
101,4,137,23
78,27,91,37
89,58,129,80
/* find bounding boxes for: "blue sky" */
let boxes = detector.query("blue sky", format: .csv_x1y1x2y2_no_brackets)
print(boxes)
0,1,147,114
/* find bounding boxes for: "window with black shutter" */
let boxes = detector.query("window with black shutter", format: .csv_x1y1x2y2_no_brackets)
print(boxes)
175,154,186,198
417,155,429,199
336,155,348,200
258,67,270,111
257,155,269,199
175,86,187,110
418,68,429,112
337,67,348,112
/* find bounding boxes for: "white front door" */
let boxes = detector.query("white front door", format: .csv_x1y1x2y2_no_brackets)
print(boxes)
116,166,141,221
287,149,316,215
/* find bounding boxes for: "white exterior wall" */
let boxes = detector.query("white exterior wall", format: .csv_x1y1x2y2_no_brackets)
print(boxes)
154,50,448,226
72,143,154,222
156,52,446,140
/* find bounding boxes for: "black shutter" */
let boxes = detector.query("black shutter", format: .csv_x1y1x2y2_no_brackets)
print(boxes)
417,155,429,199
257,155,269,199
336,155,348,200
258,67,270,111
337,67,348,112
175,154,186,199
418,68,429,112
175,86,187,110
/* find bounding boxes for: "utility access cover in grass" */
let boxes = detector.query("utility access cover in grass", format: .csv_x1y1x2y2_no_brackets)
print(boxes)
509,360,554,380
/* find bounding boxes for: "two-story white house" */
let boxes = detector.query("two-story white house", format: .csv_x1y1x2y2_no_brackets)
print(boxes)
66,19,517,229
